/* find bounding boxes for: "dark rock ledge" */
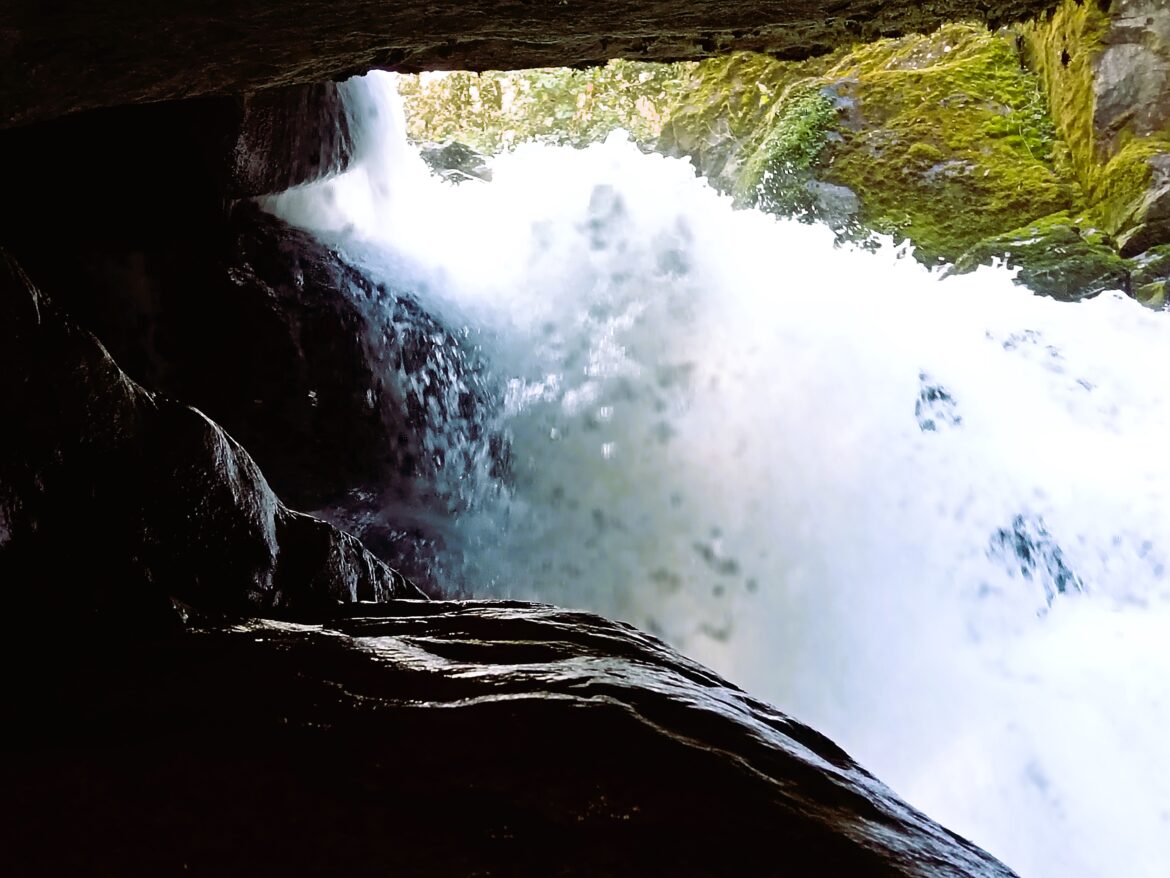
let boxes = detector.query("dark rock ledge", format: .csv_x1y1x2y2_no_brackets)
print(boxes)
3,600,1018,877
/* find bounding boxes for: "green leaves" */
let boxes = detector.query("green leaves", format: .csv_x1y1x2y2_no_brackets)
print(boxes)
400,61,690,153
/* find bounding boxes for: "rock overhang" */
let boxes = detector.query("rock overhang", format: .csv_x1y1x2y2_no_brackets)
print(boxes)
1,0,1058,127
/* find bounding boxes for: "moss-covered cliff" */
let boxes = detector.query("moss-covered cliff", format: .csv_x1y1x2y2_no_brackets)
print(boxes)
1020,0,1170,256
672,24,1081,265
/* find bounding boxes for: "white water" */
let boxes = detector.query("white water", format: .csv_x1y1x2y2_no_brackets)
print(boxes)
265,72,1170,878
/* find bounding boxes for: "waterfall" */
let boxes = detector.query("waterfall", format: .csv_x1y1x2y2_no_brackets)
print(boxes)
263,71,1170,878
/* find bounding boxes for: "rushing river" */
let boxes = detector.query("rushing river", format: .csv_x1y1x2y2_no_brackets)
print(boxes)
264,72,1170,878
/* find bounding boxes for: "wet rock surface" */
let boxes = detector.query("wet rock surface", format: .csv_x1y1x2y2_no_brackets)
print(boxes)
227,80,362,197
0,248,422,625
9,203,505,587
951,212,1132,300
2,600,1020,877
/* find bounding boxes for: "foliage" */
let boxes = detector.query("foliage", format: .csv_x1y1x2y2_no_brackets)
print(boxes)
397,61,690,151
1019,0,1113,186
738,88,838,219
655,52,836,192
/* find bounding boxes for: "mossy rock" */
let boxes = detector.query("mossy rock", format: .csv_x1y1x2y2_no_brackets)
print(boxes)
685,24,1081,263
1128,242,1170,286
1022,0,1170,254
736,87,842,219
656,52,837,193
814,24,1079,263
1127,242,1170,308
952,211,1131,300
1018,0,1112,186
1090,139,1167,233
1134,280,1167,309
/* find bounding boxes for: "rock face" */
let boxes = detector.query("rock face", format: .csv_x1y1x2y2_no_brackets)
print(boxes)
418,140,494,183
1022,0,1170,258
658,24,1079,263
3,599,1020,877
949,212,1132,300
228,80,363,197
10,203,505,590
1091,0,1170,151
0,0,1057,128
0,248,423,626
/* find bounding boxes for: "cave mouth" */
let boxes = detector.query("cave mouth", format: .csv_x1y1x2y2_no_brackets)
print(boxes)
3,5,1169,875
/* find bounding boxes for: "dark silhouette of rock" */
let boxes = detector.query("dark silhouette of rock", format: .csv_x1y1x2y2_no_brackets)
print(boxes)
0,81,362,254
10,203,505,591
0,248,423,627
0,1,1058,128
2,599,1020,877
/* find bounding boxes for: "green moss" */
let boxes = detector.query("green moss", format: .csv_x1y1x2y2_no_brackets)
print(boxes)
1135,281,1167,308
673,24,1079,262
815,23,1077,262
952,210,1131,300
1020,0,1170,257
656,52,837,192
1091,137,1169,233
1019,0,1112,185
737,88,837,216
753,88,836,174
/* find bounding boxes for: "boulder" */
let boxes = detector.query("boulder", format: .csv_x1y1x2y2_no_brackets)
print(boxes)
2,599,1020,877
1130,241,1170,306
0,248,422,627
1114,151,1170,255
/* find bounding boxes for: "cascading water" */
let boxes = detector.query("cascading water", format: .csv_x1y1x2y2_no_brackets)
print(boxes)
263,72,1170,878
